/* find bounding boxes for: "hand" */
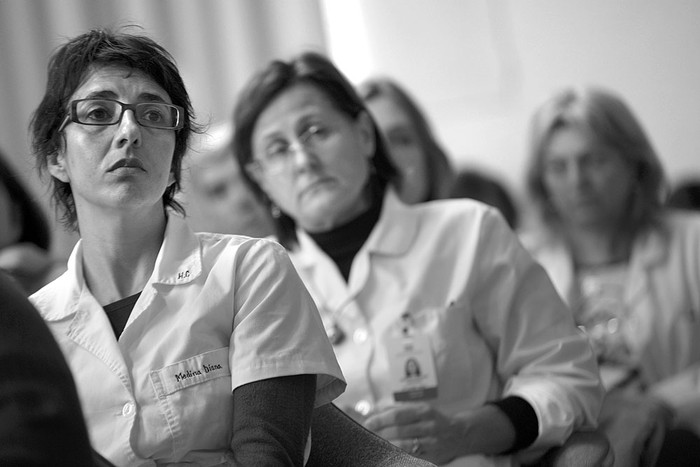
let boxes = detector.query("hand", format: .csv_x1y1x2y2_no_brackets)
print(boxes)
598,389,674,467
363,402,469,465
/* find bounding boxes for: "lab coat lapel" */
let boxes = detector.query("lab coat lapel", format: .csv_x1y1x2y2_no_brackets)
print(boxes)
120,214,202,342
625,226,667,305
62,244,133,391
624,226,668,356
294,231,353,311
348,190,417,294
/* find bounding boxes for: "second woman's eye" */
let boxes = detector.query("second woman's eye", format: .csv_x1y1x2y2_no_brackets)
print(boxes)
265,140,291,161
303,124,330,142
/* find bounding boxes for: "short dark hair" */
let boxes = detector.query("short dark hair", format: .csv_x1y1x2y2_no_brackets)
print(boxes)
30,26,201,230
525,86,666,232
358,77,455,201
0,151,51,250
232,51,397,249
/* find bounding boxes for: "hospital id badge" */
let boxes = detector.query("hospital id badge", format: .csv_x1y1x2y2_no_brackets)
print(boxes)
386,334,438,402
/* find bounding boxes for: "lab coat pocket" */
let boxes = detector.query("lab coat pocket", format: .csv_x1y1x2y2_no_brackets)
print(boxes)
150,347,233,454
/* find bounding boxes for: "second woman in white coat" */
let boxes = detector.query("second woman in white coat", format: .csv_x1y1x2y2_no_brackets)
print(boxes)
231,52,603,467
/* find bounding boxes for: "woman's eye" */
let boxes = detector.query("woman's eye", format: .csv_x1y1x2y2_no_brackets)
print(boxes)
140,105,166,123
84,106,114,122
305,124,329,141
544,159,567,175
265,142,290,160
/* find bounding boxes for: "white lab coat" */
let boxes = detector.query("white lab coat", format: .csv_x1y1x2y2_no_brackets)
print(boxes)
287,190,603,466
523,210,700,434
31,214,345,466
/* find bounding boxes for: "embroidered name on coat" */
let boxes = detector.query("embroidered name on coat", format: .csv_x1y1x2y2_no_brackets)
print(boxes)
151,347,230,396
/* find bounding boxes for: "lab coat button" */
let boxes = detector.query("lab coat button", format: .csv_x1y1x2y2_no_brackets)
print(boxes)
355,400,372,416
122,402,135,417
353,328,368,343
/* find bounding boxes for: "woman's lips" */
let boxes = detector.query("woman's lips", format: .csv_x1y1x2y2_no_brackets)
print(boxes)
109,158,145,171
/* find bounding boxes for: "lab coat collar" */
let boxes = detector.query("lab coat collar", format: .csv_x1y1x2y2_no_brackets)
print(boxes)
293,188,418,267
291,189,418,303
151,213,202,286
625,221,669,303
43,213,202,320
363,188,418,257
528,221,669,305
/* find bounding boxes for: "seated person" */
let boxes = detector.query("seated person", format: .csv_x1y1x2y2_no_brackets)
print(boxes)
521,85,700,466
28,27,344,466
231,51,604,466
358,77,455,204
0,270,95,466
0,151,58,294
179,121,274,237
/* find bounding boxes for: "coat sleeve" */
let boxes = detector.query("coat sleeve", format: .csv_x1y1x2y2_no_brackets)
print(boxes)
469,208,604,450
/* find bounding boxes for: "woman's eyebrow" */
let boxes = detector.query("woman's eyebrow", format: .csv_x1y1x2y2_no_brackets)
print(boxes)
79,91,169,103
83,90,118,100
138,92,169,103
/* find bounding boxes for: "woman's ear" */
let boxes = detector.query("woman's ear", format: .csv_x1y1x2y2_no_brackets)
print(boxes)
355,111,376,159
47,151,70,183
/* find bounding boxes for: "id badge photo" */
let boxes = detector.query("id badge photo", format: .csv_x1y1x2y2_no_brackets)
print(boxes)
386,314,438,402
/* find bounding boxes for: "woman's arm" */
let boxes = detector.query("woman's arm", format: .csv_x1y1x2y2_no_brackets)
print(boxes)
231,374,316,466
471,208,604,449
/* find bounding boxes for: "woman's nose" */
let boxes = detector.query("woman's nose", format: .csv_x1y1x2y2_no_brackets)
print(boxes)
116,109,142,147
290,140,317,169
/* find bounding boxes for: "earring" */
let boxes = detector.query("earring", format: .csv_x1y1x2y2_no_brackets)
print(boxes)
270,203,281,219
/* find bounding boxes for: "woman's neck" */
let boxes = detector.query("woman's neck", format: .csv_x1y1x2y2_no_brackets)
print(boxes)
562,223,633,268
78,206,167,305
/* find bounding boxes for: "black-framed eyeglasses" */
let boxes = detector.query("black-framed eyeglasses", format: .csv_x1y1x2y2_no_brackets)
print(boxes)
58,98,185,132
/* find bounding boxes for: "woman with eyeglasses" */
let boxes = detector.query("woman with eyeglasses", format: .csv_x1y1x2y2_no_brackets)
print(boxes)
522,86,700,466
232,51,603,466
28,28,344,466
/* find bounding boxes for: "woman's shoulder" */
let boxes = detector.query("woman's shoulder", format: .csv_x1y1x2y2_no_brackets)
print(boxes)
407,196,497,224
196,231,291,270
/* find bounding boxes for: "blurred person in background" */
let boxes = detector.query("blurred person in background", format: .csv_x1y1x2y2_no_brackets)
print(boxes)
358,77,455,204
179,121,274,237
449,168,520,230
667,178,700,212
0,270,109,466
0,150,57,295
522,85,700,466
28,27,344,466
232,51,603,467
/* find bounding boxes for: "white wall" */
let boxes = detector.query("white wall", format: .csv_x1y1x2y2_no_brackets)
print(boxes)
321,0,700,197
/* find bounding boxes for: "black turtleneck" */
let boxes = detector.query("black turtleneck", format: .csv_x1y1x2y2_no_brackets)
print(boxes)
307,191,384,281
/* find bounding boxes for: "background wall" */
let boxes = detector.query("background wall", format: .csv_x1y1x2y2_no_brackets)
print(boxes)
322,0,700,199
1,0,699,260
